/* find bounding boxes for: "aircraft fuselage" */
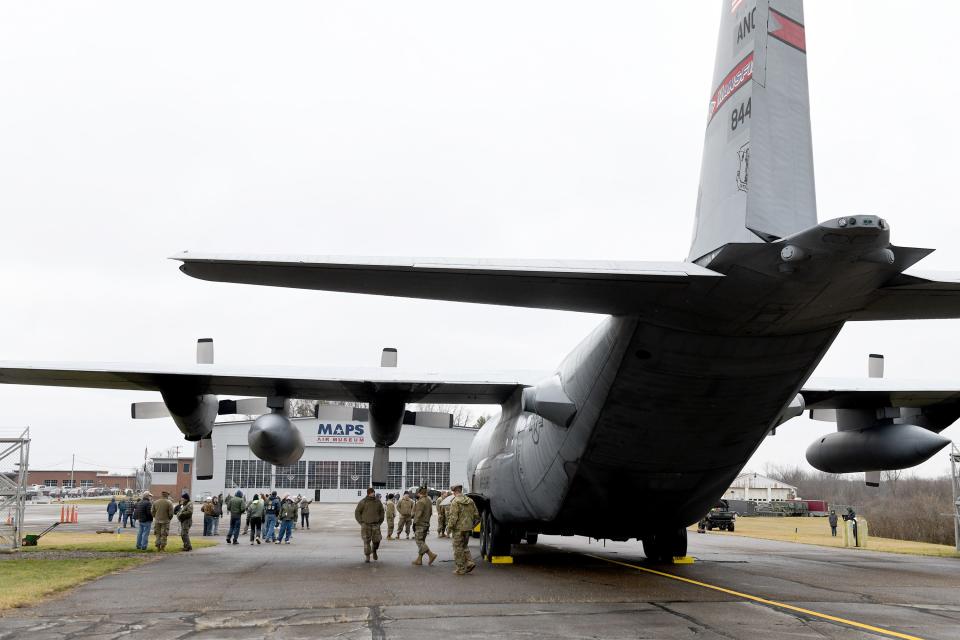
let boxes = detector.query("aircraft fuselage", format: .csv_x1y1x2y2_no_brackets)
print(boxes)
468,217,917,539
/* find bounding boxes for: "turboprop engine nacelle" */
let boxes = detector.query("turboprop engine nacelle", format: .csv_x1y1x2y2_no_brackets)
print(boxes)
368,395,405,447
248,412,305,467
806,423,950,473
159,390,219,441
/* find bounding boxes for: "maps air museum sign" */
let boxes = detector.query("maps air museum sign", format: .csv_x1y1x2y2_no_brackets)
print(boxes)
317,423,365,444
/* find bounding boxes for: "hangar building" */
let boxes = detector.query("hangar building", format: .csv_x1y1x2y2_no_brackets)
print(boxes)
191,405,478,503
722,472,798,502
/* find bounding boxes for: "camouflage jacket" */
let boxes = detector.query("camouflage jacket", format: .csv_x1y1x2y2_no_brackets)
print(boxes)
355,495,385,525
413,496,432,525
397,496,414,516
447,495,480,533
385,501,396,518
177,500,193,522
151,498,175,524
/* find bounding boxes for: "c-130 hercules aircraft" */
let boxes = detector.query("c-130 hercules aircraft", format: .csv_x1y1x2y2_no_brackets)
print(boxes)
2,0,960,562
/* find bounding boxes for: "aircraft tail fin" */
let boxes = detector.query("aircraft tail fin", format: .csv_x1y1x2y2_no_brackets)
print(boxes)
689,0,817,263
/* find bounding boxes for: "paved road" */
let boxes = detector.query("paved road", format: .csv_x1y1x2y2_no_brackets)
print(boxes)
1,504,958,639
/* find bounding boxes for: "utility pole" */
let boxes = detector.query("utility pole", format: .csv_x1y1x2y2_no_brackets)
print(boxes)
70,453,75,490
950,444,960,552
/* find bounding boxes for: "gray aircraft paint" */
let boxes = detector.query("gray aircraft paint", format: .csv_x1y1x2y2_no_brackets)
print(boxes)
689,0,817,262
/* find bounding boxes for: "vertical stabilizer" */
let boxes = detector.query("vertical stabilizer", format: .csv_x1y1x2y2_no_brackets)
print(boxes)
689,0,816,262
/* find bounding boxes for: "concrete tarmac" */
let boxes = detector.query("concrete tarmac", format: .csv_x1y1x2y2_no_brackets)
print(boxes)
2,504,958,639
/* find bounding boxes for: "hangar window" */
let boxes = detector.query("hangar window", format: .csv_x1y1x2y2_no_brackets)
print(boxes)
62,481,74,488
225,459,273,488
275,461,307,489
44,480,58,487
340,461,371,489
307,461,338,489
153,462,177,473
386,461,403,490
80,480,95,488
406,462,450,490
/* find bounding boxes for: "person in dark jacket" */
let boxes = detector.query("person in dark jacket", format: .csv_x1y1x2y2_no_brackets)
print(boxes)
299,497,312,529
264,491,281,543
134,492,154,550
828,510,839,537
225,490,245,545
106,497,118,522
125,496,137,528
177,491,194,551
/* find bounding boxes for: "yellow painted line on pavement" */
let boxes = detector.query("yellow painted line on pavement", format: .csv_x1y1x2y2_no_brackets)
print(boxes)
586,553,926,640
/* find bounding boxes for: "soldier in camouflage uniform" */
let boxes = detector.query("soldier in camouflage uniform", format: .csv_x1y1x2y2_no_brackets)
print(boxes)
176,491,193,551
411,487,438,565
446,485,479,575
385,494,397,539
354,487,385,563
436,491,450,538
396,491,414,539
151,490,175,551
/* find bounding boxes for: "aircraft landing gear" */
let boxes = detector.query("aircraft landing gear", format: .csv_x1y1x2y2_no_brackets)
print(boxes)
480,510,513,561
642,528,687,563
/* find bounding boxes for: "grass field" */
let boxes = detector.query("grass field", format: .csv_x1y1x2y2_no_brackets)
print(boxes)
21,532,219,553
0,557,149,609
692,516,960,558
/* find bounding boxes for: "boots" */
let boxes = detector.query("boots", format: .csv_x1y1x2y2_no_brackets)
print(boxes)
412,555,423,566
387,535,393,540
427,551,438,565
372,543,379,561
365,555,370,563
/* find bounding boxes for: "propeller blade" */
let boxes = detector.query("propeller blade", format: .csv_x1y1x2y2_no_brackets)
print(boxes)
217,397,269,416
809,409,837,422
131,401,170,419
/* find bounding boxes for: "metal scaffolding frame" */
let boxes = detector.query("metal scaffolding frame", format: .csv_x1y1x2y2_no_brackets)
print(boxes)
951,443,960,552
0,427,30,551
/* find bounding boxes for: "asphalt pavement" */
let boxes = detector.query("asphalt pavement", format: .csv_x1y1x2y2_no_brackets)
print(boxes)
1,503,958,639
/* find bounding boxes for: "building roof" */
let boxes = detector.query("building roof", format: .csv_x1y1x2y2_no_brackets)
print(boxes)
729,472,797,491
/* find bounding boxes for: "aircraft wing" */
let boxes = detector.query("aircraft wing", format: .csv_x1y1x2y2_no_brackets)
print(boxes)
850,270,960,321
172,252,722,314
0,361,544,404
802,376,960,409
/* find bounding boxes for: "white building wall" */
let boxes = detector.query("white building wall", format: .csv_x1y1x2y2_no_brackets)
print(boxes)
192,415,477,503
722,472,798,502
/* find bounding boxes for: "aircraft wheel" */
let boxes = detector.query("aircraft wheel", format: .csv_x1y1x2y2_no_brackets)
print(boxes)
479,511,491,559
525,533,538,545
643,528,687,562
487,512,512,559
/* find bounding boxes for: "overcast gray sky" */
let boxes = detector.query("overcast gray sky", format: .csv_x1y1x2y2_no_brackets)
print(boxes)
1,2,958,479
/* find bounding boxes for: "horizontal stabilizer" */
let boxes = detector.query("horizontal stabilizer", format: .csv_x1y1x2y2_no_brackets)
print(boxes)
852,270,960,320
172,252,721,314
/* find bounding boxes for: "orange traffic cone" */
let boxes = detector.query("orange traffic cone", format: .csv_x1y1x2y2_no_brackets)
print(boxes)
4,512,11,526
60,505,66,523
73,507,79,524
